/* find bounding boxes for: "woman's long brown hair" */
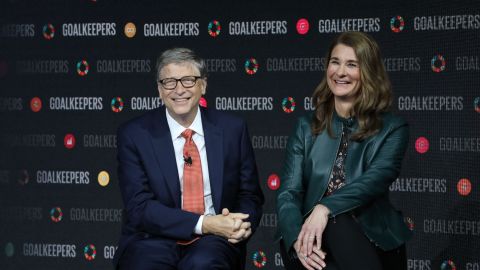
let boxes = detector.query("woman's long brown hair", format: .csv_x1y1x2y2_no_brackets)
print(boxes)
311,31,392,141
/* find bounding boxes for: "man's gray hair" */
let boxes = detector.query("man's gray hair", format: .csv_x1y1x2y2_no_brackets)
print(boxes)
155,48,207,81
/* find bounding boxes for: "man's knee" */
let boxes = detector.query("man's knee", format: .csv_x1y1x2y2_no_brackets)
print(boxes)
185,255,232,270
179,236,241,269
119,237,178,269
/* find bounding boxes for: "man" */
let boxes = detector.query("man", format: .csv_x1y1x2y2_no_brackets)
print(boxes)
114,47,264,269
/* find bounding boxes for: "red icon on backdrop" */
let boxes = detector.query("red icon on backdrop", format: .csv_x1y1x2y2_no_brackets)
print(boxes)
296,18,310,35
199,97,207,108
415,137,429,154
267,174,280,190
457,178,471,196
30,97,42,112
64,134,76,149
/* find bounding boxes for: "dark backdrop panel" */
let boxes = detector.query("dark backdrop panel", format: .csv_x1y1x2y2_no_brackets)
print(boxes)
1,1,479,269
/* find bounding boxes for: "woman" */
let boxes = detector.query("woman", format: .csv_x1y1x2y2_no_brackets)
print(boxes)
276,32,412,270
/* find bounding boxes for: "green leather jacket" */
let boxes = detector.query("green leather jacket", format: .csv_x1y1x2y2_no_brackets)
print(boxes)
276,111,412,253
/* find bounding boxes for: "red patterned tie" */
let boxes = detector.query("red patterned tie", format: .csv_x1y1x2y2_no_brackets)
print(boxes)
181,129,205,214
178,129,204,245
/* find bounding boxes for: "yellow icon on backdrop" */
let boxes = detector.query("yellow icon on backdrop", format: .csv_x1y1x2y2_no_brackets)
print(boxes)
98,171,110,187
124,22,137,38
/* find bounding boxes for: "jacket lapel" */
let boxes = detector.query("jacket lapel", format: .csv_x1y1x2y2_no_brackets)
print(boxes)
201,108,224,213
304,122,341,211
149,107,181,208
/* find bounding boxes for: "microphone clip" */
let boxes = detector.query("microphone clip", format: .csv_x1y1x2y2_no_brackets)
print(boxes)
183,155,193,166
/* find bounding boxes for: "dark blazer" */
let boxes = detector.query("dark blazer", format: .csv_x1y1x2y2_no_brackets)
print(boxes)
276,112,412,253
113,106,264,267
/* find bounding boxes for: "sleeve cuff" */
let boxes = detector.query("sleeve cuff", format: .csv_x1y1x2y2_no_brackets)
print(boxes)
194,215,204,235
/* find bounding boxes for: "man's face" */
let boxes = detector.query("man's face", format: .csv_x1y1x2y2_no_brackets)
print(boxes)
158,63,206,124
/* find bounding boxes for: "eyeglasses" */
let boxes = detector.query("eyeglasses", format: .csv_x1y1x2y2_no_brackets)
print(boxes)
158,76,204,90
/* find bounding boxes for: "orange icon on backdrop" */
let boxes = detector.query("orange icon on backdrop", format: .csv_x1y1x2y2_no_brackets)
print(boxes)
98,171,110,187
124,22,137,38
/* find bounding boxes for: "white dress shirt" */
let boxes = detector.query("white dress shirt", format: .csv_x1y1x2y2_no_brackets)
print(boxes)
165,107,215,235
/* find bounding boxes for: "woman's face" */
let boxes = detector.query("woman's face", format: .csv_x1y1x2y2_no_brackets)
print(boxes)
326,44,361,104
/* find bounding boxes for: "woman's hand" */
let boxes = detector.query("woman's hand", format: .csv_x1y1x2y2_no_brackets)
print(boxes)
294,238,327,270
296,204,330,268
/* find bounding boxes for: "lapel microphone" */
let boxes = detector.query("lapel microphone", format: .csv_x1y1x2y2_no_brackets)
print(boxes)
183,155,193,166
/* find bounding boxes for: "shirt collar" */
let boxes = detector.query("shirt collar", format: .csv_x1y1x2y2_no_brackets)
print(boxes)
333,109,357,132
165,107,204,140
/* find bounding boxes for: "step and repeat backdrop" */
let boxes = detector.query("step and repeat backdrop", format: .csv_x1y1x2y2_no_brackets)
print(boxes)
1,1,479,269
